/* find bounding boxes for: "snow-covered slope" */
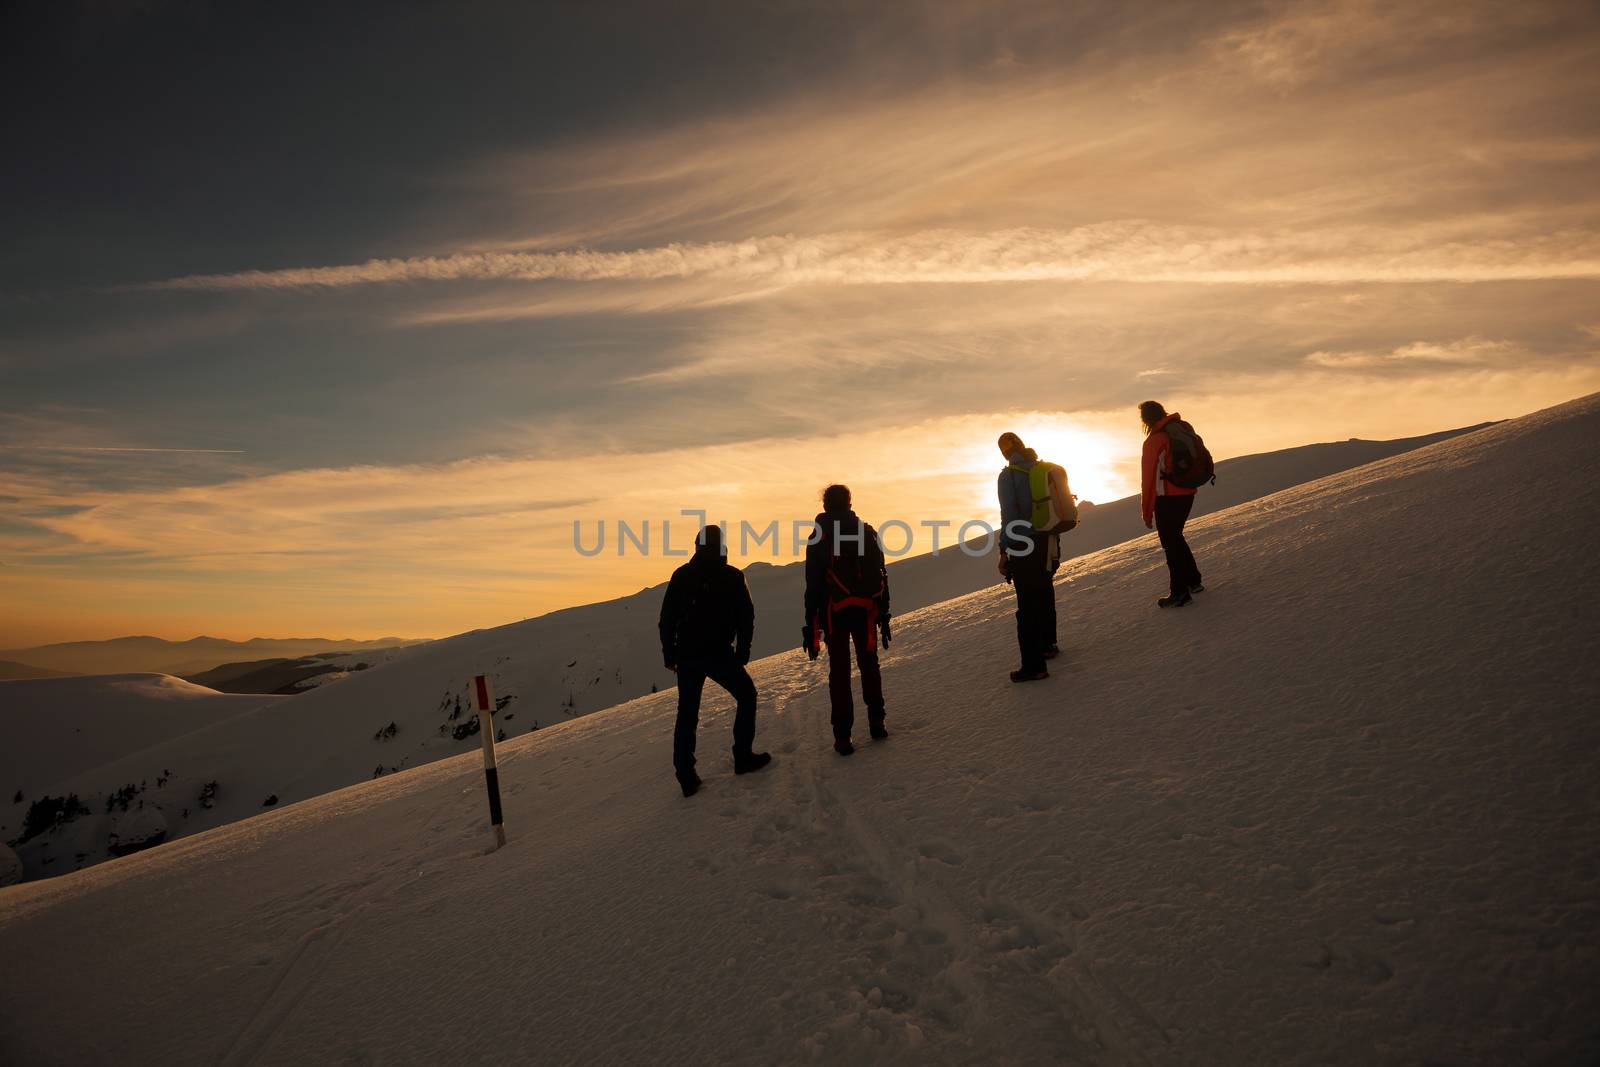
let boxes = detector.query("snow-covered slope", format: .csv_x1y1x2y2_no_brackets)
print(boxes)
0,675,282,873
3,397,1595,1065
4,425,1485,884
0,674,278,811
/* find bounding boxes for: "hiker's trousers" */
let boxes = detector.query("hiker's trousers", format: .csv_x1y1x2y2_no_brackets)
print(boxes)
673,652,757,774
1012,533,1056,673
1155,495,1202,597
825,607,884,741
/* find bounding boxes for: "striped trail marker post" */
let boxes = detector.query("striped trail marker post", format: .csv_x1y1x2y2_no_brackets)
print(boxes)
473,674,506,849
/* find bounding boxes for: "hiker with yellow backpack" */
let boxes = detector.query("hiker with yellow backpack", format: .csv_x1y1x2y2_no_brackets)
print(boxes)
996,432,1079,683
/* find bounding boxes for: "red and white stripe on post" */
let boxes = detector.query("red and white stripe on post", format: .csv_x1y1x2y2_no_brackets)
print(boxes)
473,674,506,849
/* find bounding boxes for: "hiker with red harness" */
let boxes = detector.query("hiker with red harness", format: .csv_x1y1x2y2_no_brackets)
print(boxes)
802,484,890,756
1140,400,1213,609
997,433,1079,682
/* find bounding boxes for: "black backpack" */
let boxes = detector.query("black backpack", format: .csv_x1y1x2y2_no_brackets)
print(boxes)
1164,419,1215,489
824,525,884,609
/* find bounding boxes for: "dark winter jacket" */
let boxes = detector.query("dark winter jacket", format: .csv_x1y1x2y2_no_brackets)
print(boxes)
659,528,755,667
803,509,890,628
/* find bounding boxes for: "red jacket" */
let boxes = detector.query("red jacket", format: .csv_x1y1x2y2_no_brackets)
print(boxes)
1141,413,1197,525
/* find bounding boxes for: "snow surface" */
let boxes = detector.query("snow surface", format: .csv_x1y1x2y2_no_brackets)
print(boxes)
0,425,1485,884
2,397,1595,1064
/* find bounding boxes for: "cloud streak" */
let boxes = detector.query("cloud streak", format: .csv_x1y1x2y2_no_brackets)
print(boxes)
1,446,247,453
1304,337,1520,369
149,222,1600,295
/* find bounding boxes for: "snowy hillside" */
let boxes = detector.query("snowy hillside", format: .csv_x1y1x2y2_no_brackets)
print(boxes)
0,425,1486,884
2,396,1595,1064
0,676,282,875
0,675,278,817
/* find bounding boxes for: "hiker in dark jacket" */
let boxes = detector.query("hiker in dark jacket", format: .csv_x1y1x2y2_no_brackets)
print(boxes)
659,525,770,796
997,433,1056,682
802,484,891,756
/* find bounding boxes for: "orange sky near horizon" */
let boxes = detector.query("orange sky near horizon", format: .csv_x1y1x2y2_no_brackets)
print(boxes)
6,370,1595,649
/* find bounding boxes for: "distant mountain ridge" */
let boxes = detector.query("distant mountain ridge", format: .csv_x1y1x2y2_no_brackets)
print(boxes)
183,648,402,695
0,661,75,681
0,636,426,678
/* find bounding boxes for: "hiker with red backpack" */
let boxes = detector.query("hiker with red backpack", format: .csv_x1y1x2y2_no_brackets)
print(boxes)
1140,400,1213,608
802,484,890,756
997,433,1079,683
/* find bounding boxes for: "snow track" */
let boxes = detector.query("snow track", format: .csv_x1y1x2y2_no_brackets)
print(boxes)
730,630,1167,1065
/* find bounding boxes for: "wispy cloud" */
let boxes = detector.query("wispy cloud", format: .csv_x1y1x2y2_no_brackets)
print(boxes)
148,222,1600,296
1304,336,1520,368
0,445,247,453
1209,0,1565,90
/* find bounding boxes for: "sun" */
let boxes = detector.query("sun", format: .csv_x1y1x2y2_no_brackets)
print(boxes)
960,413,1138,509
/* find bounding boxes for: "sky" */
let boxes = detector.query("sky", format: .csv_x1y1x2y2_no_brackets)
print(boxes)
2,0,1598,647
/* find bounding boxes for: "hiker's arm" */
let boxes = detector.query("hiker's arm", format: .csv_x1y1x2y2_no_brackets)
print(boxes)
803,533,824,625
735,573,755,662
658,573,679,668
870,525,891,617
1140,435,1159,528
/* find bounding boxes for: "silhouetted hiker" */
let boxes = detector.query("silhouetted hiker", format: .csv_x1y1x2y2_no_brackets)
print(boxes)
803,484,891,756
997,433,1078,682
1140,400,1210,608
659,525,771,796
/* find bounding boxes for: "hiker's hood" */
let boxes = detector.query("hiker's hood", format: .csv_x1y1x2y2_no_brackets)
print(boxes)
1004,448,1038,469
1153,413,1181,433
691,525,725,562
814,510,864,541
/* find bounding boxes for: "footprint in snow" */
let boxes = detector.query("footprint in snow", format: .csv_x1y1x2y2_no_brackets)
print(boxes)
917,842,964,866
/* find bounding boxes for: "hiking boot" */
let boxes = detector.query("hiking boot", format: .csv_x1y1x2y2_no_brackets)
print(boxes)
1190,582,1205,594
834,738,855,756
1157,591,1193,608
1010,668,1050,683
1043,644,1060,660
677,773,702,798
733,752,772,775
869,721,889,740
